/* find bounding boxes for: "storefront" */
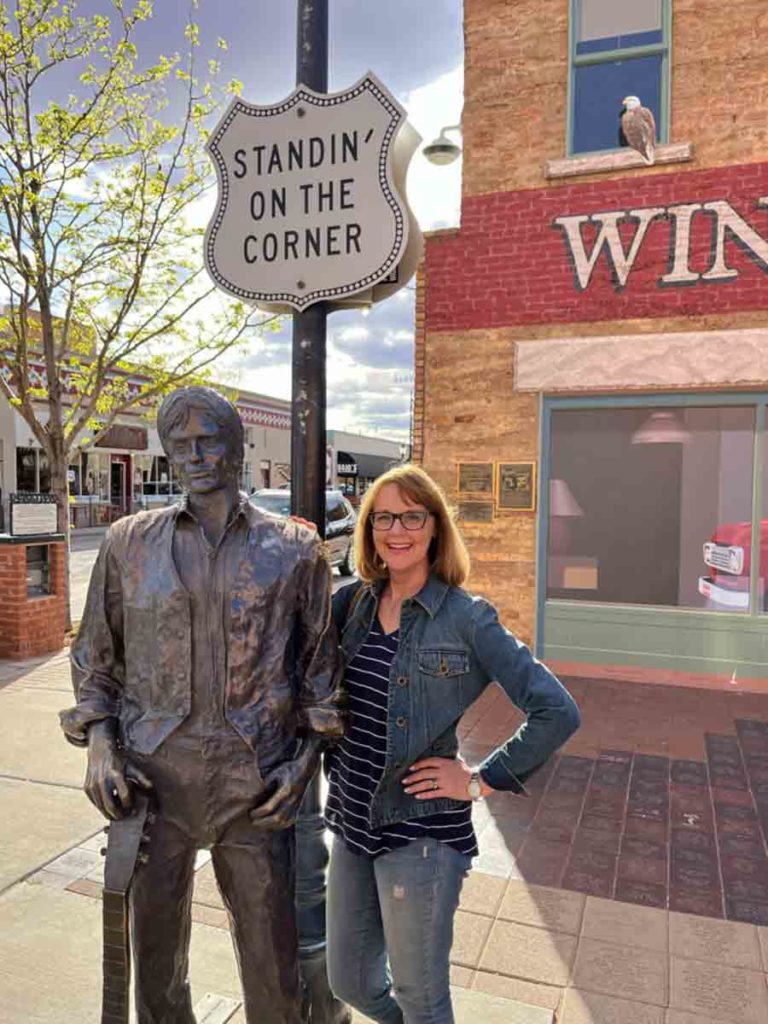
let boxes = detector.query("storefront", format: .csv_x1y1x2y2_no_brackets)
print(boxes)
416,0,768,683
326,430,402,502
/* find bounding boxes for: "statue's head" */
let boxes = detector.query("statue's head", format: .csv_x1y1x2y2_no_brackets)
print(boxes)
157,386,244,494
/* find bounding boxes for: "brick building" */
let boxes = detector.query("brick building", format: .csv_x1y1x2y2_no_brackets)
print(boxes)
416,0,768,683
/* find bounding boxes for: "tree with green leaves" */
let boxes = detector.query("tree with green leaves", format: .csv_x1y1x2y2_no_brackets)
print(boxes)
0,0,276,623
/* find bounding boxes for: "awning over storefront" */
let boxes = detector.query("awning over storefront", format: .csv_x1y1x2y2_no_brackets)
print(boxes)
353,452,399,479
336,450,358,476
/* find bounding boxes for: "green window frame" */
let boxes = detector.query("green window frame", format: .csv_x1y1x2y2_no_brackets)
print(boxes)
567,0,672,157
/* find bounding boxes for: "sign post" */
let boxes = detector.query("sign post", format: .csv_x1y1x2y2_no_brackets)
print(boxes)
290,5,343,1023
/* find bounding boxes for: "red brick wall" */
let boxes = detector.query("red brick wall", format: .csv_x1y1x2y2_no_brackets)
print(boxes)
426,161,768,332
0,541,66,660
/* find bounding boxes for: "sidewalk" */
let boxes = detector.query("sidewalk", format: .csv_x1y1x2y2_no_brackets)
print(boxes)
1,652,767,1023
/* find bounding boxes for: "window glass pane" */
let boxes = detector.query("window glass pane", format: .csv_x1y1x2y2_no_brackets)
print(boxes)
16,447,37,491
578,0,662,52
327,498,346,523
38,449,51,493
547,406,755,611
573,54,661,154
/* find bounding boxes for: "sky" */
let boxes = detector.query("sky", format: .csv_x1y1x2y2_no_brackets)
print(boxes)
119,0,465,443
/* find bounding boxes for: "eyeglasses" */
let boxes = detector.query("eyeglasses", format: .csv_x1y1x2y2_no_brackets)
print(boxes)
369,510,430,531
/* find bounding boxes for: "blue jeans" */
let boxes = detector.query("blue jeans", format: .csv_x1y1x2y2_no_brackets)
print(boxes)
326,836,470,1024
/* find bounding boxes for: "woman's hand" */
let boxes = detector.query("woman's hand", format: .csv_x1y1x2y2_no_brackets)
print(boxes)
402,757,494,801
289,515,317,531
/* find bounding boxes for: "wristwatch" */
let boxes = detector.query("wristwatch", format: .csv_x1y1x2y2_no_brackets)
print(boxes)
467,770,484,801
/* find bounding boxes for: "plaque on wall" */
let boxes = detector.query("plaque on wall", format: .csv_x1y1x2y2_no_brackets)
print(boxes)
10,493,58,536
95,424,148,451
496,462,536,512
457,462,494,494
457,500,494,523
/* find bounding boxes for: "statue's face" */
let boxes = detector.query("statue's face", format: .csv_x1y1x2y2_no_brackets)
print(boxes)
167,407,237,494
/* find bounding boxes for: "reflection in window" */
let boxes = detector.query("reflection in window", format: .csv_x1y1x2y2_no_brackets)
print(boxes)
547,406,755,611
570,0,668,155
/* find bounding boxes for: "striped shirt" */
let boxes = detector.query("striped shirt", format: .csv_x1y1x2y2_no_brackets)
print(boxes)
325,619,478,859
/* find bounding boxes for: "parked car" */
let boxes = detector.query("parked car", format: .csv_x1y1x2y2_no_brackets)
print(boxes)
249,488,357,576
698,519,767,610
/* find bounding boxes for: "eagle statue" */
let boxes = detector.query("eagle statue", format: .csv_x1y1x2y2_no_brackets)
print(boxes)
620,96,656,165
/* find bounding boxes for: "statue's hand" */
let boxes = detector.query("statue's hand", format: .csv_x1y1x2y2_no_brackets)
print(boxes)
250,739,321,830
85,721,153,820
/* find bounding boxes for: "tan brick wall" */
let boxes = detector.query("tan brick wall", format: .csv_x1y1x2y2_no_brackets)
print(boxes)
462,0,768,197
420,327,539,642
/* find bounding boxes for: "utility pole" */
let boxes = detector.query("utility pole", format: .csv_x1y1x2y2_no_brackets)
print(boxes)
291,4,350,1022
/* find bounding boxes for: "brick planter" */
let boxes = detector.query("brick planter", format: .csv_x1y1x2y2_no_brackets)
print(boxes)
0,535,66,659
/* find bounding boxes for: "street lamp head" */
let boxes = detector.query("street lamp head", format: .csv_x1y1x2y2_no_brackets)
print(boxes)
423,125,462,166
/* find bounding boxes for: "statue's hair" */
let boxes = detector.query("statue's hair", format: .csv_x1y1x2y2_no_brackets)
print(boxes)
157,386,244,474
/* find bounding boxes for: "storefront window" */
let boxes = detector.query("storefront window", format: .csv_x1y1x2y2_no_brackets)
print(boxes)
142,455,178,496
547,405,755,611
38,449,51,493
16,448,37,491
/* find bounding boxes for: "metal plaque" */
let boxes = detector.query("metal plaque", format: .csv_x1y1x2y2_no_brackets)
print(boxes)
457,500,494,524
205,72,410,311
497,462,537,512
10,493,58,536
457,462,494,495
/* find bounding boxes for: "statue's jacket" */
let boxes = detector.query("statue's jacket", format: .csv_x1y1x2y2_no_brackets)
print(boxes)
60,498,344,767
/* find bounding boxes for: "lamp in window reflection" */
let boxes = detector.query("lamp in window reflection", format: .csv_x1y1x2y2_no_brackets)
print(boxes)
631,410,691,444
549,478,583,554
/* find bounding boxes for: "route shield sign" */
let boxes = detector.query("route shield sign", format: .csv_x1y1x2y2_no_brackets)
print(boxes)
204,72,412,311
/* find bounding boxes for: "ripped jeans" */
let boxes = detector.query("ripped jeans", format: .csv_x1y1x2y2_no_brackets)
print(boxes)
326,836,470,1024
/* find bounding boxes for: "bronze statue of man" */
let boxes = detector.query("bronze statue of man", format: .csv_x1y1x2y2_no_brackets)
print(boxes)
60,386,344,1024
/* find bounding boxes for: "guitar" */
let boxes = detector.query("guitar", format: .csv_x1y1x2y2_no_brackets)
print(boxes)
100,790,153,1024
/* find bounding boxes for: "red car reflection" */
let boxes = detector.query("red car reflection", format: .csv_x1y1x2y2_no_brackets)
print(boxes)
698,520,767,610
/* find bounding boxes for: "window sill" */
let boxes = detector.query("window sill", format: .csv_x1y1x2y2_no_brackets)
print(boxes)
545,141,692,180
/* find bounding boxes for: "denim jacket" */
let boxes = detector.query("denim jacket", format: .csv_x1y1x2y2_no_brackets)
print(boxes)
331,576,580,829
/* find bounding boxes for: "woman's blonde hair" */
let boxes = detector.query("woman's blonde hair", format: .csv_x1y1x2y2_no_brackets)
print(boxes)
354,464,470,586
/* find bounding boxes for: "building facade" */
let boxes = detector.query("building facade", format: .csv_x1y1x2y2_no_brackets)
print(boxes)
326,429,404,502
416,0,768,682
0,382,291,530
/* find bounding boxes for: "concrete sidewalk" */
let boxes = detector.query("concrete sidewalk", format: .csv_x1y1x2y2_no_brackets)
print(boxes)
1,652,767,1023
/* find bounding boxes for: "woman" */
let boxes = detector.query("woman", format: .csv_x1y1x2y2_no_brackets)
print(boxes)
324,465,580,1024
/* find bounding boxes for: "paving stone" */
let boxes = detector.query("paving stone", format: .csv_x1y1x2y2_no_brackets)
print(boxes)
572,829,621,856
192,904,230,930
479,920,577,986
664,1011,731,1024
668,888,724,919
582,895,668,952
725,897,768,926
669,911,761,969
0,778,103,893
498,879,584,934
614,879,667,909
451,987,554,1024
515,838,570,887
458,870,507,917
670,761,708,787
560,988,664,1024
451,910,493,968
572,938,668,1005
617,852,667,886
669,956,768,1024
624,817,668,843
472,970,562,1012
758,925,768,971
450,965,473,988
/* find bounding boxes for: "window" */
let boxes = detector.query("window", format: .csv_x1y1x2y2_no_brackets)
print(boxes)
16,447,37,491
547,406,756,611
141,455,177,496
569,0,669,155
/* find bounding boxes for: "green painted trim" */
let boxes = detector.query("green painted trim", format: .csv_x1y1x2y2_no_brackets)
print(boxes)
535,392,550,657
750,405,766,615
546,392,768,411
567,0,672,154
573,44,667,66
544,600,768,678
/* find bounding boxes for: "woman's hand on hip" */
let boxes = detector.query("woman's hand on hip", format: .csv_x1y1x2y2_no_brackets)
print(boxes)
402,757,493,801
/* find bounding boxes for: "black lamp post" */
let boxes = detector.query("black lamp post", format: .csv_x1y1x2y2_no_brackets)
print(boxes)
291,4,350,1023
